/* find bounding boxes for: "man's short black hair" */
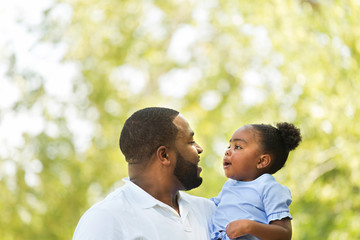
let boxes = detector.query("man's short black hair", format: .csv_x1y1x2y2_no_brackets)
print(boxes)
119,107,179,163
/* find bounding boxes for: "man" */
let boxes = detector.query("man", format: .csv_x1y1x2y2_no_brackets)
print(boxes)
73,107,215,239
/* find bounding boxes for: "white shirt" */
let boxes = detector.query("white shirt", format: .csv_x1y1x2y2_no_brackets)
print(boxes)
73,178,216,240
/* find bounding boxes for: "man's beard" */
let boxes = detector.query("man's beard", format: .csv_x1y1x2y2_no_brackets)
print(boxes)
174,151,202,191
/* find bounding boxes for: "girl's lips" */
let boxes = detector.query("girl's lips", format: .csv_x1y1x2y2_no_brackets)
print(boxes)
223,159,232,168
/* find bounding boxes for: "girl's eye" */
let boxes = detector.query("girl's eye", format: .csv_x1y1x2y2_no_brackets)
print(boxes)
235,145,242,149
227,145,231,149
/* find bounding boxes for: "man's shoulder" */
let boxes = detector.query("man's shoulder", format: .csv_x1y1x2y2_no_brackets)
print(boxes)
180,191,215,211
86,185,131,214
180,191,211,202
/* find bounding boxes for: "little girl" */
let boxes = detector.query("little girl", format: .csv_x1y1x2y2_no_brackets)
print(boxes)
210,122,302,240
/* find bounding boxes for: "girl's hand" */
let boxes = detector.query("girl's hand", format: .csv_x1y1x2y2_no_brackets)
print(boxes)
226,218,292,240
226,219,252,239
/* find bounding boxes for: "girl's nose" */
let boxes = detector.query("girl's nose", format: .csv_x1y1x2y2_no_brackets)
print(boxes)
225,148,231,156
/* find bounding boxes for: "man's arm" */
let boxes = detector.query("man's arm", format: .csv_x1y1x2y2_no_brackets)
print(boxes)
226,218,292,240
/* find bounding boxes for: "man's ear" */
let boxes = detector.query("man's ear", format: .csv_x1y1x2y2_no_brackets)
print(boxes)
257,154,271,169
156,146,171,166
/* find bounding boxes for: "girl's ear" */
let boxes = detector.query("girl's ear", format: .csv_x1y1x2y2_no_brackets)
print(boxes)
257,154,271,169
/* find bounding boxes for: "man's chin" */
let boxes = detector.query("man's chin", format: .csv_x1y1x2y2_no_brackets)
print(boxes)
184,177,202,191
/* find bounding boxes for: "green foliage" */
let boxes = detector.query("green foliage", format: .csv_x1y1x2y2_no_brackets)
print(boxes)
1,0,359,239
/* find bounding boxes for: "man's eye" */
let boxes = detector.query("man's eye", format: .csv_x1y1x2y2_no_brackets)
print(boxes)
227,145,231,149
235,145,242,149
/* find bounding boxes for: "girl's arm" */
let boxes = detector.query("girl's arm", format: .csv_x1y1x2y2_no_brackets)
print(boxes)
226,218,292,240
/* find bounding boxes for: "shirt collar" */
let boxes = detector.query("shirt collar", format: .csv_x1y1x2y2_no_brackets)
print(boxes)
122,177,189,210
122,178,157,209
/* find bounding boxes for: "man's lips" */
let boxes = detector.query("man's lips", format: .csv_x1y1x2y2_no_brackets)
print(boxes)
196,157,200,165
197,156,202,173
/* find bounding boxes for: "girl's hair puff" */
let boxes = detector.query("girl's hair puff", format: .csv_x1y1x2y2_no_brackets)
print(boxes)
251,122,301,174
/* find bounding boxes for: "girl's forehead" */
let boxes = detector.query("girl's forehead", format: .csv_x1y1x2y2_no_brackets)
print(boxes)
231,126,257,142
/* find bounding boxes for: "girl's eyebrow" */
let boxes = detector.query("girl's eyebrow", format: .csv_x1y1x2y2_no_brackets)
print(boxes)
230,138,248,144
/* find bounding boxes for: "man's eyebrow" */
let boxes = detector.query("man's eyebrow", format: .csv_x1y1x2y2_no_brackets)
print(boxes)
230,138,247,144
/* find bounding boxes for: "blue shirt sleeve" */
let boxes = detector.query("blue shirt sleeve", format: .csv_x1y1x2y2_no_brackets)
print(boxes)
210,196,220,207
262,179,292,223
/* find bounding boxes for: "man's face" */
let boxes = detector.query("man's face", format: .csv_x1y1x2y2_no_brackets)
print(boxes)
174,151,202,190
172,114,203,190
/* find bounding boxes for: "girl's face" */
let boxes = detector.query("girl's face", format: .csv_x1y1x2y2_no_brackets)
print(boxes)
223,126,263,181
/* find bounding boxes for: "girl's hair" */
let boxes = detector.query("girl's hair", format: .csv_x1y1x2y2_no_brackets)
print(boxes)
251,122,302,174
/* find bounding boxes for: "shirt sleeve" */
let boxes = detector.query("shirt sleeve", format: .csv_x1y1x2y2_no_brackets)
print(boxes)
73,208,122,240
210,196,220,206
262,180,292,223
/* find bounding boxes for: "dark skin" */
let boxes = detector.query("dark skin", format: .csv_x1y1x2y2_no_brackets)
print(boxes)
223,126,292,240
128,150,181,212
128,114,203,215
226,218,292,240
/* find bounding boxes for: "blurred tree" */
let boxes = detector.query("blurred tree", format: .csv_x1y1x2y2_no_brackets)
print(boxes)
1,0,359,239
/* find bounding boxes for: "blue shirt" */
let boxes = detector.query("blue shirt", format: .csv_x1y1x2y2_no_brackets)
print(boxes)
210,174,292,240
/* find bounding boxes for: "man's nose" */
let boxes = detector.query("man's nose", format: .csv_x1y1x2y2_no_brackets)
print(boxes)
196,143,203,154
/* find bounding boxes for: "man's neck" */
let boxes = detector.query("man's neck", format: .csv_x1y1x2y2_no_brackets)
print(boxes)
130,175,181,214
